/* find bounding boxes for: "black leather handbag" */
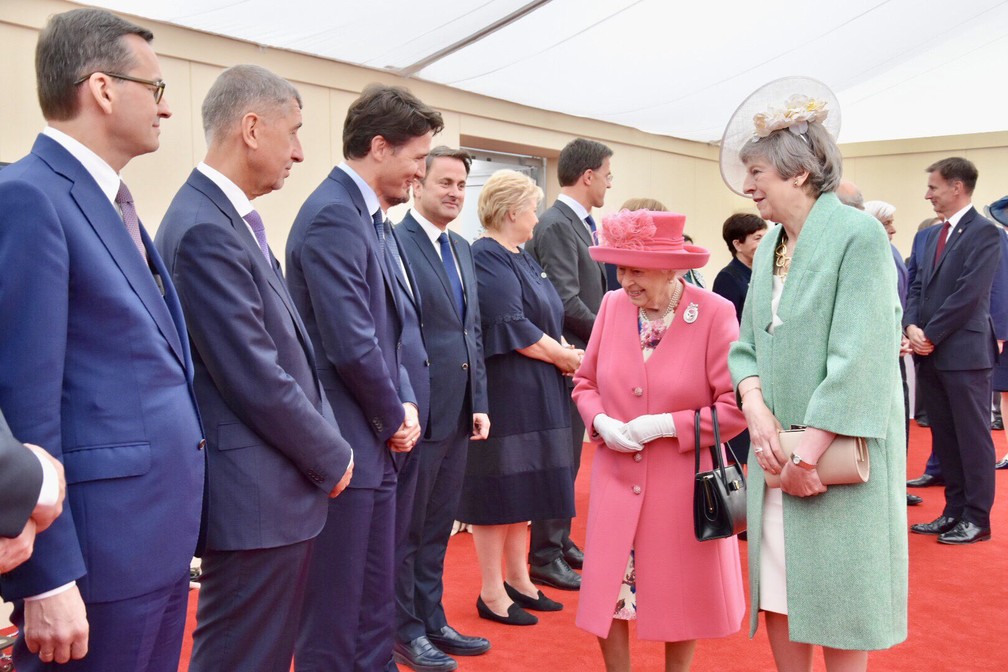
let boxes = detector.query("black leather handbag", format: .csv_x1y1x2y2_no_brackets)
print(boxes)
693,406,747,541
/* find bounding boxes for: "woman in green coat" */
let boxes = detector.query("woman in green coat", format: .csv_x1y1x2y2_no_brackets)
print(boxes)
720,78,908,671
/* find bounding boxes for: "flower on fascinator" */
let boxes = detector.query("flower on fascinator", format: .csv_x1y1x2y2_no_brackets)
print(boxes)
599,209,657,249
752,94,830,140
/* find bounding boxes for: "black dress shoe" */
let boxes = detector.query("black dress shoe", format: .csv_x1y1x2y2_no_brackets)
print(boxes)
476,596,537,626
392,636,457,672
938,520,992,545
914,418,930,427
906,473,945,488
563,544,584,569
995,455,1008,470
504,582,563,611
906,493,923,506
426,625,490,656
529,557,581,590
992,418,1004,431
910,515,959,535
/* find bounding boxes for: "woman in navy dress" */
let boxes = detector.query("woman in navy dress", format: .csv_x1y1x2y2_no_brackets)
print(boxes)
460,169,582,626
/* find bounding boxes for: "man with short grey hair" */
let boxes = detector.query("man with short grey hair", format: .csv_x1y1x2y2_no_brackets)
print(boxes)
836,179,865,210
156,64,353,672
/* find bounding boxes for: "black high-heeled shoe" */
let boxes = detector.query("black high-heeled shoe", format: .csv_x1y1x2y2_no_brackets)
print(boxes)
476,595,538,625
504,582,563,611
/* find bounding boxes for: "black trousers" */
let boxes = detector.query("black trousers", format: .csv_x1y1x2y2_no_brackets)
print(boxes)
529,393,582,566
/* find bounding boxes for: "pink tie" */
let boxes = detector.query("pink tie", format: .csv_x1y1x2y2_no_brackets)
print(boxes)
115,181,148,262
244,210,271,261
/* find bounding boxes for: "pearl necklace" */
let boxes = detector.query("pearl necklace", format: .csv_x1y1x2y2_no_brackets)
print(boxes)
638,281,683,350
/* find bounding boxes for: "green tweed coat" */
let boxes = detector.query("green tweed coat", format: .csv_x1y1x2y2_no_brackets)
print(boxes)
728,192,908,650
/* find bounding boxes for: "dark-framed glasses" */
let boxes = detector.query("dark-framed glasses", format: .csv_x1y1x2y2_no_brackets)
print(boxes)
75,72,166,104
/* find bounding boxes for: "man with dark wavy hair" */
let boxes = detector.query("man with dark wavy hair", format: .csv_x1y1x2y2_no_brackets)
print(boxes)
287,83,442,671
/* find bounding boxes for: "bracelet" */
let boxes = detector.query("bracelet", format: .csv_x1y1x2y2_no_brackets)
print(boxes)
740,387,762,404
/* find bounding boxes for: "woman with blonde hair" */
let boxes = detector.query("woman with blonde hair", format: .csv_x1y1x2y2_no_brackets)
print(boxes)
458,169,581,625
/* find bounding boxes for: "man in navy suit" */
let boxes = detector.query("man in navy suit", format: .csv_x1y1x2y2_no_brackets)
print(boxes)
0,9,205,670
394,147,492,671
1,409,66,574
287,84,441,672
155,65,354,672
906,157,1001,544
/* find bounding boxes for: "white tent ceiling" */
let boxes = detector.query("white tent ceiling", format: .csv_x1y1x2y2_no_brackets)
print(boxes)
87,0,1008,144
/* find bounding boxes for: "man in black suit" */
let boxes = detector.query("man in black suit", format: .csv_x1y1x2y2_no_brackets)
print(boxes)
394,147,491,671
1,408,65,574
906,157,1001,544
156,65,354,672
287,84,439,672
525,138,612,589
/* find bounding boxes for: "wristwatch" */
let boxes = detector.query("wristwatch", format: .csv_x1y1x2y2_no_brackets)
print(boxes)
790,453,817,471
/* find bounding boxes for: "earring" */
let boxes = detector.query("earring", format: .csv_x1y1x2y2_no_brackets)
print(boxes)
793,180,799,187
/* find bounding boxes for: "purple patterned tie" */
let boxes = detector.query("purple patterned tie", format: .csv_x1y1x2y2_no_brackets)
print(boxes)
244,210,271,261
115,181,147,262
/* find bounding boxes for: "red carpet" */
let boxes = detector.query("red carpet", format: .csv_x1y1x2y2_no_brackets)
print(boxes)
178,422,1008,671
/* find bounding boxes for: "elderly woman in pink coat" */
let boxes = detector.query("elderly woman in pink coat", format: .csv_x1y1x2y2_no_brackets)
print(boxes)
572,210,746,672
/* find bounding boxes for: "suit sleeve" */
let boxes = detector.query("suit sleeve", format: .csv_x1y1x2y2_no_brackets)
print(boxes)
534,221,597,343
920,223,1001,346
903,228,929,329
459,242,489,414
0,410,43,538
0,181,86,598
168,221,351,491
300,203,406,440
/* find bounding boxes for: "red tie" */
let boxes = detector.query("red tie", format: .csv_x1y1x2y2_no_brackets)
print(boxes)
934,221,951,264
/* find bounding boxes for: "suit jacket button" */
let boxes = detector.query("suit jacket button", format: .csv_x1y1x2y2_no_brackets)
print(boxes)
632,485,642,495
461,362,469,370
633,453,642,462
197,439,206,451
425,359,430,367
397,340,402,350
464,329,468,336
632,387,643,396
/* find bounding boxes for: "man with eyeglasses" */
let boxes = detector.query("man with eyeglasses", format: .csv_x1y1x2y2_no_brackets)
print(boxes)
0,8,204,672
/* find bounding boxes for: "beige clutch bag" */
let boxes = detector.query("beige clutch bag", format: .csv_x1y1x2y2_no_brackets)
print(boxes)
764,429,870,488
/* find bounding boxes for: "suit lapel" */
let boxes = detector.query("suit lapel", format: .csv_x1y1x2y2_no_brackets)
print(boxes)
773,193,838,319
390,224,421,314
929,208,974,281
402,214,458,321
330,169,403,320
555,200,607,288
41,138,187,367
189,170,317,368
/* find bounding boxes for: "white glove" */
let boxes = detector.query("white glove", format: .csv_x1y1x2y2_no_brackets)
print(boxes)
593,414,644,453
620,413,676,446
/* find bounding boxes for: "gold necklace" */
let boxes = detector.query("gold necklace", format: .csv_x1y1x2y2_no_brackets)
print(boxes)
774,234,792,279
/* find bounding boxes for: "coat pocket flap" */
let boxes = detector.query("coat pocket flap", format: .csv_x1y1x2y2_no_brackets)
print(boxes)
63,442,152,484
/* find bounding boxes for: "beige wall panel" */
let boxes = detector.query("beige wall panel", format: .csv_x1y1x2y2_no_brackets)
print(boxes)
0,24,45,161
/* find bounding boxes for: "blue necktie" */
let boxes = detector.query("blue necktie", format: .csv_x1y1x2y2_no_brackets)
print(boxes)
585,214,598,245
438,232,465,319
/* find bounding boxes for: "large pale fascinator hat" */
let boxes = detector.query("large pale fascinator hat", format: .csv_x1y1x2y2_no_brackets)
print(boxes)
590,210,710,270
719,76,841,196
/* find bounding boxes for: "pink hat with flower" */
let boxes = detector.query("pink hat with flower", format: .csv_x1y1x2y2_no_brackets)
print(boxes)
590,209,710,270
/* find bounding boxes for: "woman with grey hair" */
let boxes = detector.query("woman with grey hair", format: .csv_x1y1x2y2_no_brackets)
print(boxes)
864,200,897,240
720,78,908,671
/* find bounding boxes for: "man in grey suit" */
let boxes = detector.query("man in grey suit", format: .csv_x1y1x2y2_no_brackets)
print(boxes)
906,157,1001,544
1,409,65,574
155,65,353,672
394,147,491,671
526,138,612,589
